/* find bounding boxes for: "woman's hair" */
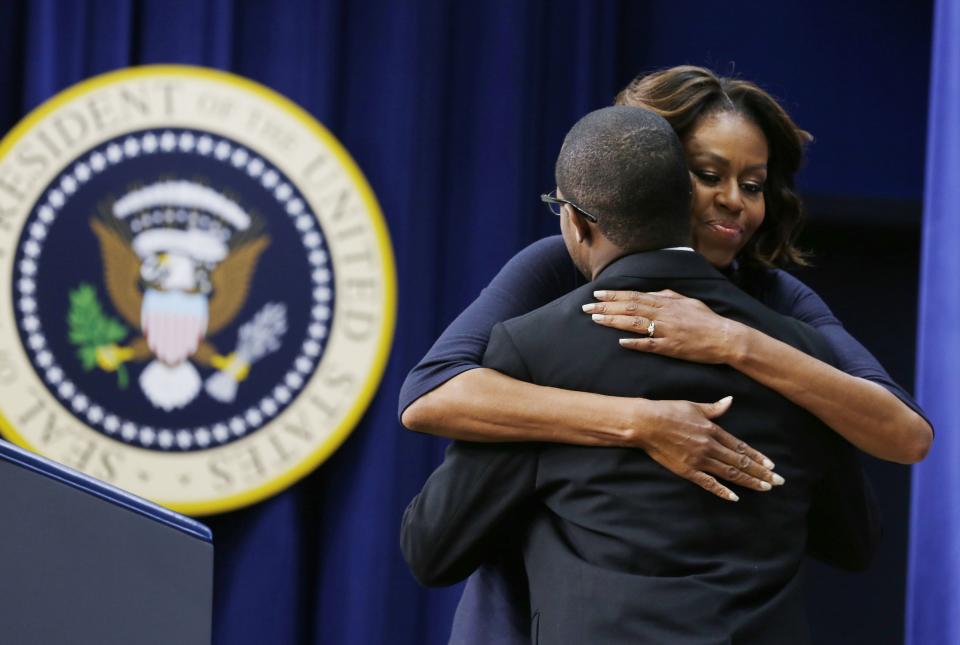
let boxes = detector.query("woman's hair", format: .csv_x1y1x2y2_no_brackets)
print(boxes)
614,65,811,269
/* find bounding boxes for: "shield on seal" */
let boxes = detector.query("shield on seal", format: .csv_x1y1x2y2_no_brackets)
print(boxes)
141,289,208,366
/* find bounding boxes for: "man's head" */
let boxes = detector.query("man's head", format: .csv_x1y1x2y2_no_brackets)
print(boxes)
554,106,692,278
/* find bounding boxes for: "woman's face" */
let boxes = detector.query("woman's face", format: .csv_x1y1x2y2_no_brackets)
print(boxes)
683,111,769,268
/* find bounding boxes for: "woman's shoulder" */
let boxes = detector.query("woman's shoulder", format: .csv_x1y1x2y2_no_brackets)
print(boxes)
497,235,570,273
488,235,581,297
396,235,579,417
749,267,839,328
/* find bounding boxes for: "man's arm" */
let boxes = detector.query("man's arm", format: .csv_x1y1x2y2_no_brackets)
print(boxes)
805,436,881,571
400,322,538,586
401,441,537,586
784,323,881,571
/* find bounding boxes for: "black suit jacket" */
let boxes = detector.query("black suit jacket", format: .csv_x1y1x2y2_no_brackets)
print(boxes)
402,250,879,645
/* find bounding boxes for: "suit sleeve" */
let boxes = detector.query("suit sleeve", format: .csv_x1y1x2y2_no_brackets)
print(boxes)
805,436,881,571
773,320,881,570
400,323,538,586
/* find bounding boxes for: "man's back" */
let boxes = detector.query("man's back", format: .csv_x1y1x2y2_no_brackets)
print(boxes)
483,251,844,644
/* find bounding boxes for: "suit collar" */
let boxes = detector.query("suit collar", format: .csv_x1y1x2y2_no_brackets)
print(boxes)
595,249,728,282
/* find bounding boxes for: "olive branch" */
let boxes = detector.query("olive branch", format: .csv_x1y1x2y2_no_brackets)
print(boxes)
67,283,130,388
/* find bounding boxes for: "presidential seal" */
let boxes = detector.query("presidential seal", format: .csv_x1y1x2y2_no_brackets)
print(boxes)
0,66,396,515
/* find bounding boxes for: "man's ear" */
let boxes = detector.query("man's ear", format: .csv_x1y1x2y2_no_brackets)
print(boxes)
569,210,593,245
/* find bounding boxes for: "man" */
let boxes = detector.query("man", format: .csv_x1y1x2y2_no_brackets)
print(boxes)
401,106,877,644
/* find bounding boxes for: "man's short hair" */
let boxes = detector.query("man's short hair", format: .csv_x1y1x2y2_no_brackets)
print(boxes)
555,106,692,250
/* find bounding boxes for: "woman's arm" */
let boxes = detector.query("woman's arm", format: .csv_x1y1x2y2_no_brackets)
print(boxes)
408,368,780,498
401,236,779,499
398,236,581,422
586,276,932,464
731,326,930,463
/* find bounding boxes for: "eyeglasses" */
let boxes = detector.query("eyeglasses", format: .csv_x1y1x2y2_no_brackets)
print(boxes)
540,189,599,223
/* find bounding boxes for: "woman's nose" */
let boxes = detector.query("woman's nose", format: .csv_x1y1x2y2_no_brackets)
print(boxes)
715,181,744,214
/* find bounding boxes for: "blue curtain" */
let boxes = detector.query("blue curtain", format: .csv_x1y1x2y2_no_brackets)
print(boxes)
907,0,960,642
0,2,626,643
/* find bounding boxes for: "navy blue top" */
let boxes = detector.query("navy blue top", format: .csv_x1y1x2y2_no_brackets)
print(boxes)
399,235,924,419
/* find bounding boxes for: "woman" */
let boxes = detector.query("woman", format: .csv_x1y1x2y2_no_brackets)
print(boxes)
401,66,930,492
400,66,932,639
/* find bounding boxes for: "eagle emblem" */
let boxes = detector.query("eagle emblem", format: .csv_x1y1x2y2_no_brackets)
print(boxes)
75,180,287,411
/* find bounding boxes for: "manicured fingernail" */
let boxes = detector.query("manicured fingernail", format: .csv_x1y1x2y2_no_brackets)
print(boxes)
594,290,609,299
581,303,595,312
728,492,740,502
591,314,605,321
772,474,785,486
761,457,775,469
618,338,631,345
760,482,772,491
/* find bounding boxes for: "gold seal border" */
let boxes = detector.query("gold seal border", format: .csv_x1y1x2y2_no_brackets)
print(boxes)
0,65,398,516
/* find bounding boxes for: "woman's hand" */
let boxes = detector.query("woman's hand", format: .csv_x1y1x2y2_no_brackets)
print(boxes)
632,395,783,502
404,369,783,501
583,289,746,364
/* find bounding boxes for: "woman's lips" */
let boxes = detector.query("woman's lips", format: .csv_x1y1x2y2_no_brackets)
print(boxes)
705,219,743,240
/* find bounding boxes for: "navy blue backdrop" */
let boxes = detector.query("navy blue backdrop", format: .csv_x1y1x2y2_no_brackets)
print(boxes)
0,2,933,644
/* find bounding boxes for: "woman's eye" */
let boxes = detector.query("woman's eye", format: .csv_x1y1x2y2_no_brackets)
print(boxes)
741,182,764,194
694,171,720,184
